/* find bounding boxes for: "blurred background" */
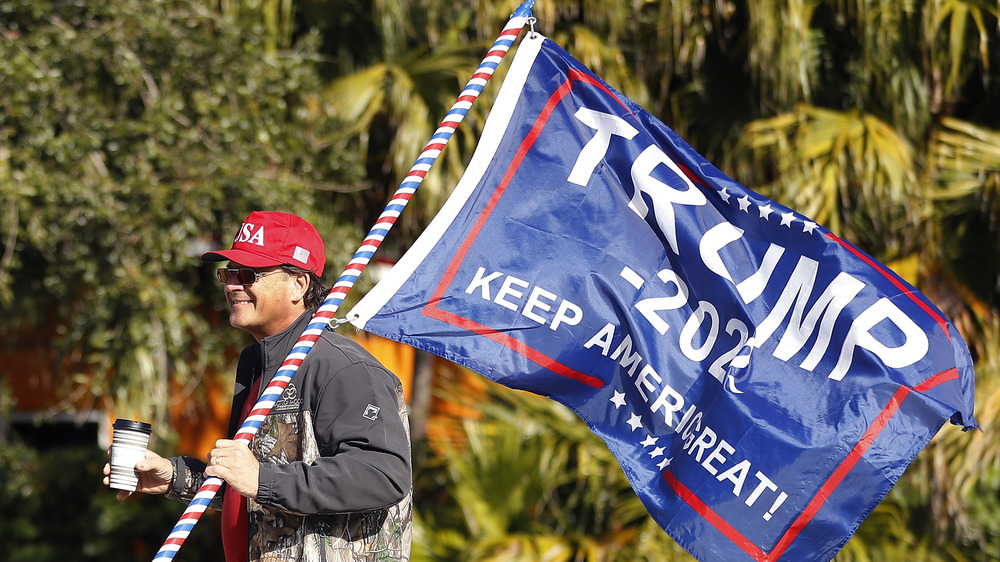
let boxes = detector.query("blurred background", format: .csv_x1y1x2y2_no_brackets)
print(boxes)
0,0,998,560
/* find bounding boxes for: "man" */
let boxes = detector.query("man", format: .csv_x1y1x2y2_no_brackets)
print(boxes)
103,211,412,561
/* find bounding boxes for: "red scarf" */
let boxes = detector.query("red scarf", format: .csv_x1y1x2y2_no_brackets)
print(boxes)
221,375,261,562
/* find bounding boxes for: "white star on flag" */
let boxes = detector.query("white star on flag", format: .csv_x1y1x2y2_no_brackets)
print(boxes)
738,196,751,212
640,434,658,447
626,412,643,431
610,390,627,409
758,203,774,220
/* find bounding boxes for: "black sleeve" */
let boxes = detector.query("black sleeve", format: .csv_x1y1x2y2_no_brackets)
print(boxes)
255,352,412,514
166,455,225,511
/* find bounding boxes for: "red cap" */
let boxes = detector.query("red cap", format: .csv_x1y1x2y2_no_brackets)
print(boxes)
202,211,326,276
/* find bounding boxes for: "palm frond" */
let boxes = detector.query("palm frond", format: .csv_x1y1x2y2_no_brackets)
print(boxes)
928,117,1000,200
923,0,1000,111
737,104,920,255
747,0,824,106
925,117,1000,308
550,23,651,107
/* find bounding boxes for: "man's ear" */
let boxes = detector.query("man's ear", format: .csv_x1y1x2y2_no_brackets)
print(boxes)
291,273,310,305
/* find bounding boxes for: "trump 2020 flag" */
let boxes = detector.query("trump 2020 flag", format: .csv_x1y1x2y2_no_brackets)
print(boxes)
349,34,977,561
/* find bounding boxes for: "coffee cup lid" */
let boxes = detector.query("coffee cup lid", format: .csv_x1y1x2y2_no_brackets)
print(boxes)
113,419,152,433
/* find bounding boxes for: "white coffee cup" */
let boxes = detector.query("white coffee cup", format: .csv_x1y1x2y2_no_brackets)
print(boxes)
109,419,153,491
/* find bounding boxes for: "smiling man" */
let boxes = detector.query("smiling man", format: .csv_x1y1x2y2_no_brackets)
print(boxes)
103,211,412,561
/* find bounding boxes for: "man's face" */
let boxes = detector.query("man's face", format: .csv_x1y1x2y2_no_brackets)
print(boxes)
221,262,307,341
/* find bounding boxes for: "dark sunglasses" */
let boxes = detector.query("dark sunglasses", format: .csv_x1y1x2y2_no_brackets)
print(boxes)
216,267,283,285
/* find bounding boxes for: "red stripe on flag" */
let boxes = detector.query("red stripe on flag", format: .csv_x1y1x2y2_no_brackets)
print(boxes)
666,367,955,559
677,163,710,188
663,470,768,561
914,368,958,392
424,305,604,389
420,70,635,391
825,233,950,341
767,384,910,559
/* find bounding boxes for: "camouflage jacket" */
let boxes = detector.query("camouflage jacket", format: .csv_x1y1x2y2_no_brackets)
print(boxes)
169,312,413,561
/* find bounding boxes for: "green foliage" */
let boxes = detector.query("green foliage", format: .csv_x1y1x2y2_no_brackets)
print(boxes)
0,437,40,555
0,0,362,423
734,105,921,256
0,380,221,561
413,381,693,561
0,440,224,561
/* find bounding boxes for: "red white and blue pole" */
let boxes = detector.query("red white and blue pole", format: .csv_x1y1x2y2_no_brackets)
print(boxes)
152,1,535,559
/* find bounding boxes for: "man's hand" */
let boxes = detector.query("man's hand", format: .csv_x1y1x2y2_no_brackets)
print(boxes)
103,450,173,500
206,439,260,499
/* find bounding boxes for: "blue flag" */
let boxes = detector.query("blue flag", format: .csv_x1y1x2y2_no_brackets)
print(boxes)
349,34,977,561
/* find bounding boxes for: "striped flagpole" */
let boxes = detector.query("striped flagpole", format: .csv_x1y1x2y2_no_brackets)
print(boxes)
152,1,535,559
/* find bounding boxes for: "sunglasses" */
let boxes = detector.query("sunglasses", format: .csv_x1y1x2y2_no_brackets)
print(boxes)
216,267,284,285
